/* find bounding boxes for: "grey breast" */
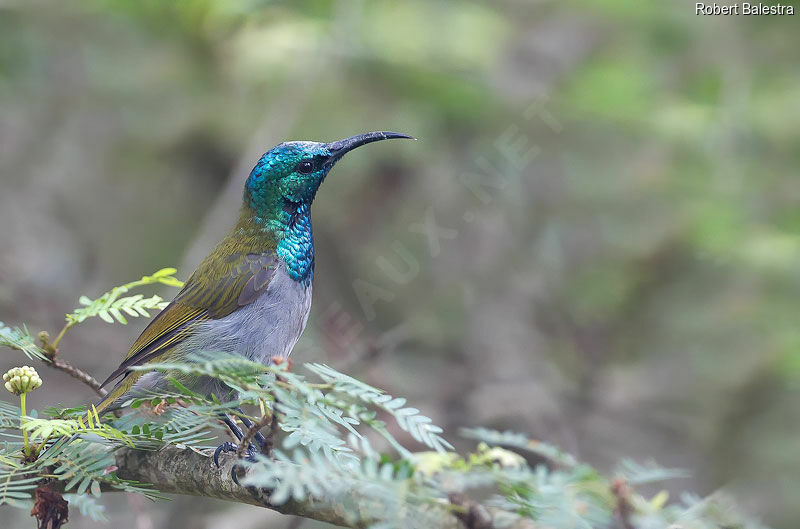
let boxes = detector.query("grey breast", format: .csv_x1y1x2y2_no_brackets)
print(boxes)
184,261,313,364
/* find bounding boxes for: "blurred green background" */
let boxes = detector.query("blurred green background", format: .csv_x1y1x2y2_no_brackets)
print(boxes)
1,0,798,527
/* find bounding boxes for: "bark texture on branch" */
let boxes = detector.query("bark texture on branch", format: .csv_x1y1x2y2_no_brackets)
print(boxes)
110,446,537,529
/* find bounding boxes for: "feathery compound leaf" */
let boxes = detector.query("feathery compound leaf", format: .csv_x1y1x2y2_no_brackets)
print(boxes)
660,492,772,529
110,404,220,449
0,321,47,361
0,461,40,507
243,450,346,505
0,400,20,428
274,389,357,462
21,418,135,447
128,351,270,389
65,493,108,521
39,441,115,494
460,427,578,467
305,363,453,453
66,268,183,325
243,450,447,529
37,440,161,500
615,459,690,485
488,464,613,529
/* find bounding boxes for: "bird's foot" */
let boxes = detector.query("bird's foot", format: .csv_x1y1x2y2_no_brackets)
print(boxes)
216,413,263,485
213,441,258,485
213,441,237,468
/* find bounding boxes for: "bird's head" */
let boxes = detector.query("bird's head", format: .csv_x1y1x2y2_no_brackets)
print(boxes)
245,131,414,222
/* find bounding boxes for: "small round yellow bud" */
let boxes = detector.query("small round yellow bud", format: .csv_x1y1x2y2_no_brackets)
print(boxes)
3,366,43,395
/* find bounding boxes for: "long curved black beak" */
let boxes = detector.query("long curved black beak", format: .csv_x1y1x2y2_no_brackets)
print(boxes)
325,131,415,167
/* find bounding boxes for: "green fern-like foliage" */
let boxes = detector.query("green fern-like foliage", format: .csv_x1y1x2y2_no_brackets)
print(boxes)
305,363,453,453
0,466,41,507
0,322,47,361
64,493,107,522
40,439,162,500
66,267,182,325
0,269,773,529
243,450,447,529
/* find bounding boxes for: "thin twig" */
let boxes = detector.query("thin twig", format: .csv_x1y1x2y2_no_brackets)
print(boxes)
49,323,72,350
236,412,273,458
448,492,495,529
611,477,636,529
38,330,107,397
47,358,107,397
263,394,280,458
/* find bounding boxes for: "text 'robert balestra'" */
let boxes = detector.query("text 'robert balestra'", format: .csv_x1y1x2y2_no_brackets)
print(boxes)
696,3,794,15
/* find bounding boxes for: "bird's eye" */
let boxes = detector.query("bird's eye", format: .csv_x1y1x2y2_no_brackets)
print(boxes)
297,160,314,174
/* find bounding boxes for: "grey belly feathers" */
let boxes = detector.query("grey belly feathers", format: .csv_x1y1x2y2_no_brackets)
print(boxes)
184,263,312,364
129,263,312,401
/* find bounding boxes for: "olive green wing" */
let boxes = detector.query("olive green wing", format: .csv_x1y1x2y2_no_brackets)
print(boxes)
98,251,278,389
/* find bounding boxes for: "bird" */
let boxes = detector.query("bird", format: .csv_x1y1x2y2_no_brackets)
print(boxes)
92,131,413,456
